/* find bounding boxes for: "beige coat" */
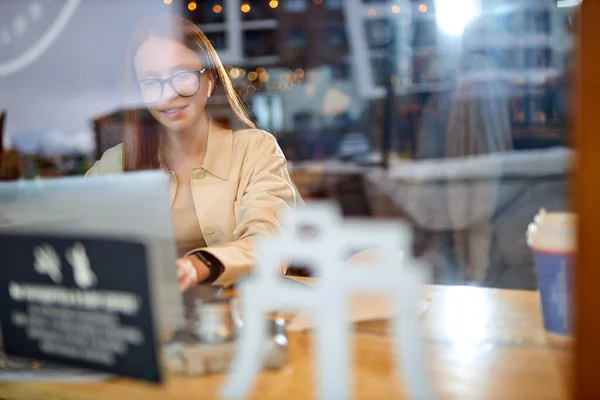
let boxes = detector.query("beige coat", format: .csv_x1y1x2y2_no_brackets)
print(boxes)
86,121,298,287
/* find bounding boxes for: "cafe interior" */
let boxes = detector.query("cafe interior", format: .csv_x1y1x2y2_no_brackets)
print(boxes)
0,0,599,398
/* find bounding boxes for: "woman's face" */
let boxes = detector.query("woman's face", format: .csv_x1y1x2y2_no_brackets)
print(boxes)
134,36,211,133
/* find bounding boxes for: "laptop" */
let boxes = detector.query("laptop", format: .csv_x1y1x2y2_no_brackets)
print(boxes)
0,171,184,379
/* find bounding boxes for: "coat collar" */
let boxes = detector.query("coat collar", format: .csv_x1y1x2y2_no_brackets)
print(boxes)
161,118,233,181
202,119,233,181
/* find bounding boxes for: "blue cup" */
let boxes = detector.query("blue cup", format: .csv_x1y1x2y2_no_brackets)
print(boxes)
532,251,572,336
527,209,575,337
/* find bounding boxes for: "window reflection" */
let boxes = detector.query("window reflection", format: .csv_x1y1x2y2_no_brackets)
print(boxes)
285,0,306,13
287,27,307,49
326,0,343,10
0,0,577,290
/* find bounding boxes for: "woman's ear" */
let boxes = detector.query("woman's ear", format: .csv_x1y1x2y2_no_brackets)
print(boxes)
207,79,214,98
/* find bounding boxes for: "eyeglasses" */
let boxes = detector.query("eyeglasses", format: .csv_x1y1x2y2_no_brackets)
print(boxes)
138,69,206,103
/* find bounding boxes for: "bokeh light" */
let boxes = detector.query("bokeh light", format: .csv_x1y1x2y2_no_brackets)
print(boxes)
258,72,269,82
229,68,241,79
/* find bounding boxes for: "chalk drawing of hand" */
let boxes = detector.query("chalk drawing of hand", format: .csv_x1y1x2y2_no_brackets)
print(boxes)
66,243,96,289
33,243,62,283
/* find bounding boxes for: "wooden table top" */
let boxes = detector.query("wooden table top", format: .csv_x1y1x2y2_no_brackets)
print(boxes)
0,284,572,400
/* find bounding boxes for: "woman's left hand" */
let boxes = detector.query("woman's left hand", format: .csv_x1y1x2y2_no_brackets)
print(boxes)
176,256,210,291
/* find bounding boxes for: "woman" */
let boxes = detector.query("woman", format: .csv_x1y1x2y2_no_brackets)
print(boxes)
445,16,512,283
86,15,298,291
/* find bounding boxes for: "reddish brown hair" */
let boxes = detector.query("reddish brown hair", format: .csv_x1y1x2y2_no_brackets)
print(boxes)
122,14,255,171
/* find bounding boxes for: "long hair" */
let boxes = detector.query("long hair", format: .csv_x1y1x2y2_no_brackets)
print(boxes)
122,14,255,171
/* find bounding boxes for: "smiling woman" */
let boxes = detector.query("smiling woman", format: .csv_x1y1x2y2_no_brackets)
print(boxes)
123,14,255,171
85,14,298,291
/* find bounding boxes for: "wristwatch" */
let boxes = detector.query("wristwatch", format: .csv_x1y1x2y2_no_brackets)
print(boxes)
193,251,224,283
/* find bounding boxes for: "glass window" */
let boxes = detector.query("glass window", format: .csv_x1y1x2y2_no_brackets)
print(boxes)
326,0,343,9
242,0,276,21
370,56,388,87
186,0,225,26
331,59,351,79
531,9,551,33
2,0,582,370
287,28,307,48
328,25,346,46
1,1,585,395
244,30,277,57
365,20,393,49
285,0,306,12
201,0,225,24
412,19,437,48
205,32,226,50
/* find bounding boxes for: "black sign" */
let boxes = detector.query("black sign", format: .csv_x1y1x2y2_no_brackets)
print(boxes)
0,233,162,383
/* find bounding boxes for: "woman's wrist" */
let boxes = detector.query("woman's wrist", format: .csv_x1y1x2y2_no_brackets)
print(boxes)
193,251,225,283
186,254,210,283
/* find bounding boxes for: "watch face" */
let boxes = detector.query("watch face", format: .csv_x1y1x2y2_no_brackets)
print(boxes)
0,0,81,77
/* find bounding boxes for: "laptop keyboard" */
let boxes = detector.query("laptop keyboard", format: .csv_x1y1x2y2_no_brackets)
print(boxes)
0,353,111,381
0,354,35,371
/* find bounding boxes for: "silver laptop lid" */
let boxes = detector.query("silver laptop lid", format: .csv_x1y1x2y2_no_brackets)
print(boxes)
0,171,183,343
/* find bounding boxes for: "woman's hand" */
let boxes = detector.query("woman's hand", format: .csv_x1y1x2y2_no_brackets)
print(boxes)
176,255,210,291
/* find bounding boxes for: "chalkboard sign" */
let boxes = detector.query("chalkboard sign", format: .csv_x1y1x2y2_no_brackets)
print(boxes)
0,233,162,383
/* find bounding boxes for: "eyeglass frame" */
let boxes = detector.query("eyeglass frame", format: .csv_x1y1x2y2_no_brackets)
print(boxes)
137,68,207,103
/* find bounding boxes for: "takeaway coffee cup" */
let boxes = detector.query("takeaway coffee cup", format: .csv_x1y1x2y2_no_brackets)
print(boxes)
527,208,575,336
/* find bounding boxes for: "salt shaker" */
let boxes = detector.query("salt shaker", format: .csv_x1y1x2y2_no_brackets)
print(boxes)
164,296,289,376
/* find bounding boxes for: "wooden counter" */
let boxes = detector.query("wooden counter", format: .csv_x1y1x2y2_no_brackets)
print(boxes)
0,285,571,399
